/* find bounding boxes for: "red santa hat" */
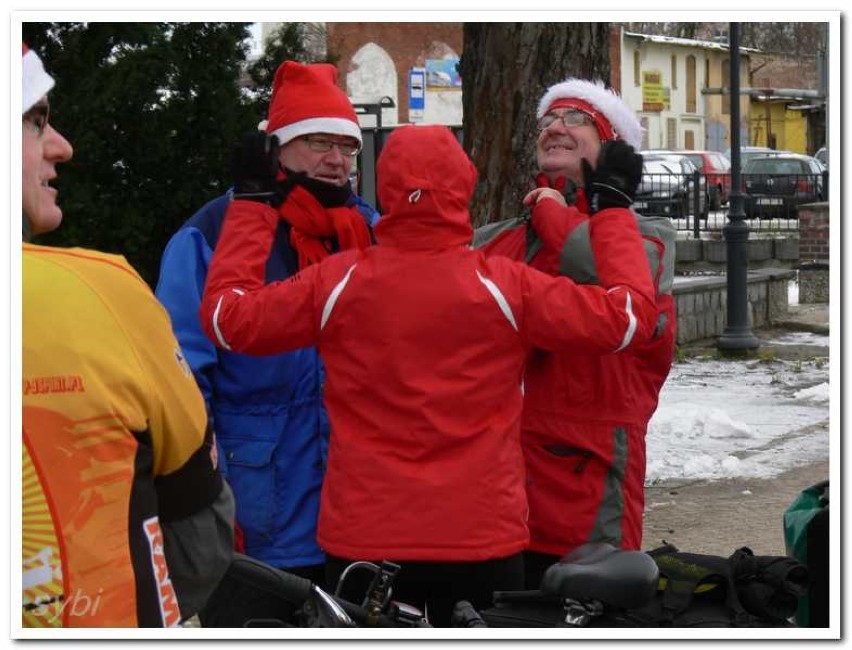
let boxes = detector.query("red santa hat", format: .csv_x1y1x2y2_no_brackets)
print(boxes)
22,43,55,114
265,60,361,146
537,78,643,150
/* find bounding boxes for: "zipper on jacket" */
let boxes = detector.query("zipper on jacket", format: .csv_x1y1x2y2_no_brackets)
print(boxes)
543,445,593,473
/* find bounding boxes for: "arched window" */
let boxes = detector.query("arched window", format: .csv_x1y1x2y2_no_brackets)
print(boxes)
347,43,399,125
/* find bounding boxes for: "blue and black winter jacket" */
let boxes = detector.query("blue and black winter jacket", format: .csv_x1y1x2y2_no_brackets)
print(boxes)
155,190,379,569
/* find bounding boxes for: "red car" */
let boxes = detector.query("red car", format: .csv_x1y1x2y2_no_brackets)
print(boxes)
678,150,732,211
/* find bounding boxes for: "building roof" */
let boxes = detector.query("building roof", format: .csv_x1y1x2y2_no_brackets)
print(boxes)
623,31,759,54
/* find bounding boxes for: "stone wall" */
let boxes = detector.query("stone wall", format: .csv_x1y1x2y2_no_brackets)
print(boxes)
672,268,796,345
798,202,829,304
798,203,829,263
675,236,799,273
799,263,829,303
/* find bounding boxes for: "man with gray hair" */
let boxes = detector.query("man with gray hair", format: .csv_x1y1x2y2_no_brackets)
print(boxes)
476,78,677,589
156,59,378,625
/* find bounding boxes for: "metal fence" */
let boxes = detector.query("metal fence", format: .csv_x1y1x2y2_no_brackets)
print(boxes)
647,169,829,236
354,125,826,235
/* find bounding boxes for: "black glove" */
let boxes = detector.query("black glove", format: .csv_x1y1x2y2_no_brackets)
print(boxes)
230,131,284,206
581,140,643,214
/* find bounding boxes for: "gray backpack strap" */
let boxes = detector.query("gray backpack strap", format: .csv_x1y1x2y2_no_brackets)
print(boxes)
558,210,676,295
471,215,527,248
472,214,545,264
559,220,598,284
525,222,544,264
635,212,676,295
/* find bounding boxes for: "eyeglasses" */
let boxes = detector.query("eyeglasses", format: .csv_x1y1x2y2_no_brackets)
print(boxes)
302,135,362,157
537,110,595,132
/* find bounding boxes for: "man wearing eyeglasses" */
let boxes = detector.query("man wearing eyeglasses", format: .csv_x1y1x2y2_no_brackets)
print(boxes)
475,78,677,589
156,60,378,626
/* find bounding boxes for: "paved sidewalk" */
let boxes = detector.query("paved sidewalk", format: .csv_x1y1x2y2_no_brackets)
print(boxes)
643,459,829,557
776,302,830,335
643,302,831,558
678,302,830,361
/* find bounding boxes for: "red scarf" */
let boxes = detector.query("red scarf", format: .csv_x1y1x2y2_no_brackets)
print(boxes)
534,172,589,213
278,184,372,269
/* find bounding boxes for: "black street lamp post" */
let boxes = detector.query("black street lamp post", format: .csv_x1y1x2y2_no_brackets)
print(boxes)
717,22,760,354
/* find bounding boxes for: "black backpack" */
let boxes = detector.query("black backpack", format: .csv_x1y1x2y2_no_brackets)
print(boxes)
595,544,808,628
476,544,808,628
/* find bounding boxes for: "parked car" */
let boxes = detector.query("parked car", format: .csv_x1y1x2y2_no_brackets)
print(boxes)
814,146,827,170
635,153,708,219
677,150,732,210
723,146,790,168
742,153,825,219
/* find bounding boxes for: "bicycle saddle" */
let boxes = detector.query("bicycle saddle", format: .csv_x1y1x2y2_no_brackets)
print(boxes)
540,542,659,610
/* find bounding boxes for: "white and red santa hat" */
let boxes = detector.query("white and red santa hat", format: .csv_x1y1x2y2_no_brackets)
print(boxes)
23,43,54,114
265,60,361,146
537,78,642,150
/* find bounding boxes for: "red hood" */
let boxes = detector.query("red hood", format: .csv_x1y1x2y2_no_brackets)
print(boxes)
374,125,476,250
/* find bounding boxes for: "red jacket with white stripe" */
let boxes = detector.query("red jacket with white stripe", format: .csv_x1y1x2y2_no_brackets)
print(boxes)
200,125,656,562
477,186,676,556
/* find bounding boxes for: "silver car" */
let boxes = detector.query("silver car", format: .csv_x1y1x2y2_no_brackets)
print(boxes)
635,153,708,219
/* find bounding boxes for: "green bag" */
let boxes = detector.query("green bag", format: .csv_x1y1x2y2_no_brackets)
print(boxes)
783,480,829,627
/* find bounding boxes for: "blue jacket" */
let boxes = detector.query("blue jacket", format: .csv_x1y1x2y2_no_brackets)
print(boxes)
156,190,379,569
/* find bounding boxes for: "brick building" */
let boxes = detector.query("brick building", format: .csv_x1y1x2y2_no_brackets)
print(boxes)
326,23,463,125
259,22,825,149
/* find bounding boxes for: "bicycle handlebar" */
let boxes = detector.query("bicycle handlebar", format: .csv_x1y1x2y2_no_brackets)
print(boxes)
331,596,430,628
224,553,428,627
227,553,314,605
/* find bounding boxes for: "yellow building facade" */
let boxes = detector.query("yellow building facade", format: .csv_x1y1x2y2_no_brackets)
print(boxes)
748,99,809,153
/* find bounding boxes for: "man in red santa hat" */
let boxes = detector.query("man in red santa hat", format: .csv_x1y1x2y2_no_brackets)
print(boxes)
156,60,378,626
476,78,677,589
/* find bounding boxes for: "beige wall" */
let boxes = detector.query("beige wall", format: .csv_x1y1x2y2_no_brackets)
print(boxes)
620,32,750,152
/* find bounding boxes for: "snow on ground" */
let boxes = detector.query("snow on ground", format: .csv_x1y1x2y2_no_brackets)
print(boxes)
768,331,827,347
646,271,830,485
646,331,830,484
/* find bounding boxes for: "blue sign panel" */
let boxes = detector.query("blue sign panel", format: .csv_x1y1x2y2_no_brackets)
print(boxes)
409,68,425,111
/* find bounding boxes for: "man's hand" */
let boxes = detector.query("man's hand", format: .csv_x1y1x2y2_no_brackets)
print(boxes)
581,140,643,214
230,131,284,206
523,187,567,208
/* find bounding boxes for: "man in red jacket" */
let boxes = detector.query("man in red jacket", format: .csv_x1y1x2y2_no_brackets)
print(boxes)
475,78,677,588
201,124,655,626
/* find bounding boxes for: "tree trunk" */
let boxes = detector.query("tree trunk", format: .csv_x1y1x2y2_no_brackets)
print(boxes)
460,23,611,227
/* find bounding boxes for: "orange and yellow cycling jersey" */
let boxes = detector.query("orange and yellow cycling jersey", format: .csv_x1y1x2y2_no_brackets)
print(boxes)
22,244,220,627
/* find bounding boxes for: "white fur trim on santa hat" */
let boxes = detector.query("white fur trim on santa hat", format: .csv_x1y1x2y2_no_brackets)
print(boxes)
270,117,363,147
23,47,54,114
537,78,643,150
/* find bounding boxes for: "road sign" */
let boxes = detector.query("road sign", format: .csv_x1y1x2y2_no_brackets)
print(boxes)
409,68,425,122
